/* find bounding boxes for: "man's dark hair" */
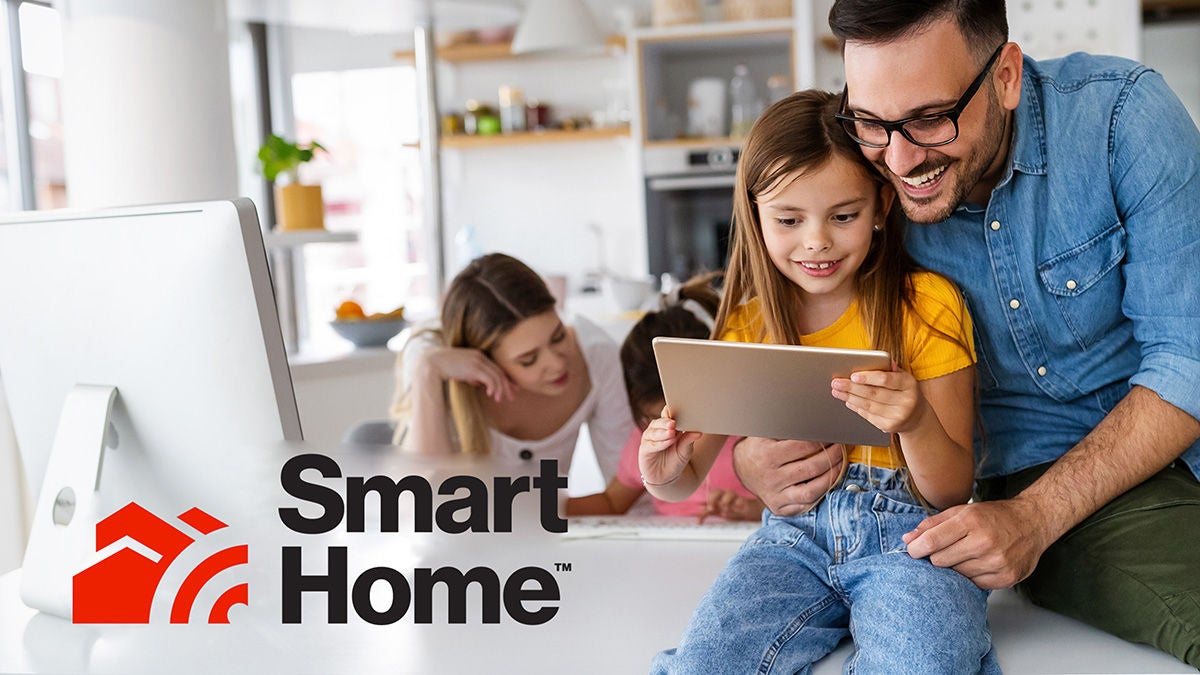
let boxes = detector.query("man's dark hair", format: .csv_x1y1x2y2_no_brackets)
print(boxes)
829,0,1007,63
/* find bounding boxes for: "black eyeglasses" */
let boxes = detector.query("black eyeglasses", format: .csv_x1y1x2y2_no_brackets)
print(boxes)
835,44,1005,149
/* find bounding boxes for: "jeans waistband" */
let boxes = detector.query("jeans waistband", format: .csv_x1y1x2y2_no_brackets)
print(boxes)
838,462,910,493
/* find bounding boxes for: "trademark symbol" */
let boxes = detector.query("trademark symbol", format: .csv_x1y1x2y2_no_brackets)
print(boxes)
554,562,572,572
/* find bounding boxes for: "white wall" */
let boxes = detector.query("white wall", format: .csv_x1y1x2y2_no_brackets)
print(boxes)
442,139,644,283
438,53,644,284
1143,18,1200,126
290,354,397,448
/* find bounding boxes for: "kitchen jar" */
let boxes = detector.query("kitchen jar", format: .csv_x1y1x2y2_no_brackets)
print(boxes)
526,101,551,130
499,86,527,134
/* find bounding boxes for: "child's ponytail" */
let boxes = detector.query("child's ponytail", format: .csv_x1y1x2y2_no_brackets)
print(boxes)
620,272,722,425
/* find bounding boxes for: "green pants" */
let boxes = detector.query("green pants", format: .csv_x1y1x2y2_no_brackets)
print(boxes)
978,462,1200,667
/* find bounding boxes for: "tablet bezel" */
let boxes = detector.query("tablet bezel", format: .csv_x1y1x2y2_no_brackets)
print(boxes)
652,337,893,447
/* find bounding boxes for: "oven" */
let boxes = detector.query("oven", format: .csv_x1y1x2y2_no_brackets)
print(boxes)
643,144,739,281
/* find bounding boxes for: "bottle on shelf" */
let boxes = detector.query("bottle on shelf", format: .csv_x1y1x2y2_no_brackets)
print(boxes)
498,86,527,134
464,100,501,136
729,63,760,140
526,100,551,131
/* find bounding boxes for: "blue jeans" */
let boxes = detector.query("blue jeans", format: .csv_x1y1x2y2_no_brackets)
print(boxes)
652,464,1000,674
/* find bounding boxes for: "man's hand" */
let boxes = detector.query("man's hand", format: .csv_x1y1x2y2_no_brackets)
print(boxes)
903,496,1052,589
732,438,844,516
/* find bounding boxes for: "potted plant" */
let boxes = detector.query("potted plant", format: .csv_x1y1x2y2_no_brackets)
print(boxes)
258,134,327,231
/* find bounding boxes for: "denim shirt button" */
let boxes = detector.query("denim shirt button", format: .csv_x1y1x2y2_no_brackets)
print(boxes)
846,483,863,492
1009,298,1021,309
990,220,1001,231
1037,366,1047,376
1066,279,1077,290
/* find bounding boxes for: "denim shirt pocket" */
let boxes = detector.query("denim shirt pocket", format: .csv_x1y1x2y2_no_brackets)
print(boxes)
1037,222,1127,350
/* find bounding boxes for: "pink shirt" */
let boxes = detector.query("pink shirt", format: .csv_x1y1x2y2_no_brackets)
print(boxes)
616,429,757,517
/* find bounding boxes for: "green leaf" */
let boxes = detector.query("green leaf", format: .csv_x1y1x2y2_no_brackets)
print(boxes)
256,134,326,184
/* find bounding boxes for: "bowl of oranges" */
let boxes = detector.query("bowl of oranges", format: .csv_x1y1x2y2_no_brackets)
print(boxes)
330,300,407,348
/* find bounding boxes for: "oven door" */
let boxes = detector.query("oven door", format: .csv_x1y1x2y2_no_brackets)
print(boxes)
645,171,735,280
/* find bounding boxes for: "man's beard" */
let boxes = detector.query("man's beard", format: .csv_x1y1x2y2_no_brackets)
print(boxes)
876,89,1009,224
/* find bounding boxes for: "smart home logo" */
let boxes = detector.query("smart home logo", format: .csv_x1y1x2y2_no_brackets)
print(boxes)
68,457,570,626
72,502,249,624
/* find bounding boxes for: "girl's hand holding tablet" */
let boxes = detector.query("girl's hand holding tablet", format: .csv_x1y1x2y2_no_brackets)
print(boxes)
830,365,930,435
638,411,702,488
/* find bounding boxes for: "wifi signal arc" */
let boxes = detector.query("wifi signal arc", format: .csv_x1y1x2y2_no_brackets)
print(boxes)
170,544,249,624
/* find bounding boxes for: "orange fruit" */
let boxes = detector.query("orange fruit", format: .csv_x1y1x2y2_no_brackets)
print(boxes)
335,300,366,321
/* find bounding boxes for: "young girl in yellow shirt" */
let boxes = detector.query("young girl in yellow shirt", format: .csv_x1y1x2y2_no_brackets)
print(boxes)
641,90,999,674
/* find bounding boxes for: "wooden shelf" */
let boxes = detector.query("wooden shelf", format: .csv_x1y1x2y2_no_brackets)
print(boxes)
394,35,626,64
631,18,794,44
440,126,631,149
644,137,744,149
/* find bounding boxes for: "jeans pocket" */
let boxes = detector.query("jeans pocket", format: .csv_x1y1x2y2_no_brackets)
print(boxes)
871,493,928,554
747,514,808,548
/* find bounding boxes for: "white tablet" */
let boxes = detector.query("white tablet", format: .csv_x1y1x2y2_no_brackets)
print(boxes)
652,337,893,447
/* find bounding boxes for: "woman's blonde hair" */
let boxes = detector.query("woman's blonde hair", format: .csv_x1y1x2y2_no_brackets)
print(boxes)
713,90,968,499
439,253,556,455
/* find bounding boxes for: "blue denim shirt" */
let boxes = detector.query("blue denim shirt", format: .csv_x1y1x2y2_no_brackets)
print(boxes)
906,54,1200,480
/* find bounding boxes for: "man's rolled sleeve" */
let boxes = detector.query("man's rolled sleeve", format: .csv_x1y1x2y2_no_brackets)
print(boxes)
1130,353,1200,423
1112,70,1200,425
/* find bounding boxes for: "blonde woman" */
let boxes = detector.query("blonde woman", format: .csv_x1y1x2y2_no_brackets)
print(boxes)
390,253,634,481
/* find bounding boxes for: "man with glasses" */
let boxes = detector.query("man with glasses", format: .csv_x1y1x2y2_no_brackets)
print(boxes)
733,0,1200,665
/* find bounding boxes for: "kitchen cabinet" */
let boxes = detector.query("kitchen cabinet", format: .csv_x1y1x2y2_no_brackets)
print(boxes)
632,18,795,145
628,18,797,280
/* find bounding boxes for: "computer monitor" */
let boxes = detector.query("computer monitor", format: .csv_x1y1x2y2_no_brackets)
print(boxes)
0,199,302,619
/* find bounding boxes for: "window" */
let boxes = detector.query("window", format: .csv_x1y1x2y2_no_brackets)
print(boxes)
18,1,65,209
0,0,68,213
290,66,433,351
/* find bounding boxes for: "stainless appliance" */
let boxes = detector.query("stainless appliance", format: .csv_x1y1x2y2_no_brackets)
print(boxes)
643,143,738,280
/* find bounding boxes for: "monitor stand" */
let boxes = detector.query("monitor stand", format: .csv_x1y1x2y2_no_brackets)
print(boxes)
20,384,117,619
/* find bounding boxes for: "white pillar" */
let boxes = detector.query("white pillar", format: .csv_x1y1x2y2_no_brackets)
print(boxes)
57,0,238,208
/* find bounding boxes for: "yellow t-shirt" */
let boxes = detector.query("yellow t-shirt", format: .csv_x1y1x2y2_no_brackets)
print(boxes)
719,271,975,468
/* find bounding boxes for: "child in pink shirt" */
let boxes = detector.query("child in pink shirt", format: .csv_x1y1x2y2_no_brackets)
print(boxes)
567,274,763,520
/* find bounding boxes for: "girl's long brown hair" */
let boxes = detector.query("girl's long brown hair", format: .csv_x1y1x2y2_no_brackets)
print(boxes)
713,89,916,369
713,90,969,495
439,253,556,455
